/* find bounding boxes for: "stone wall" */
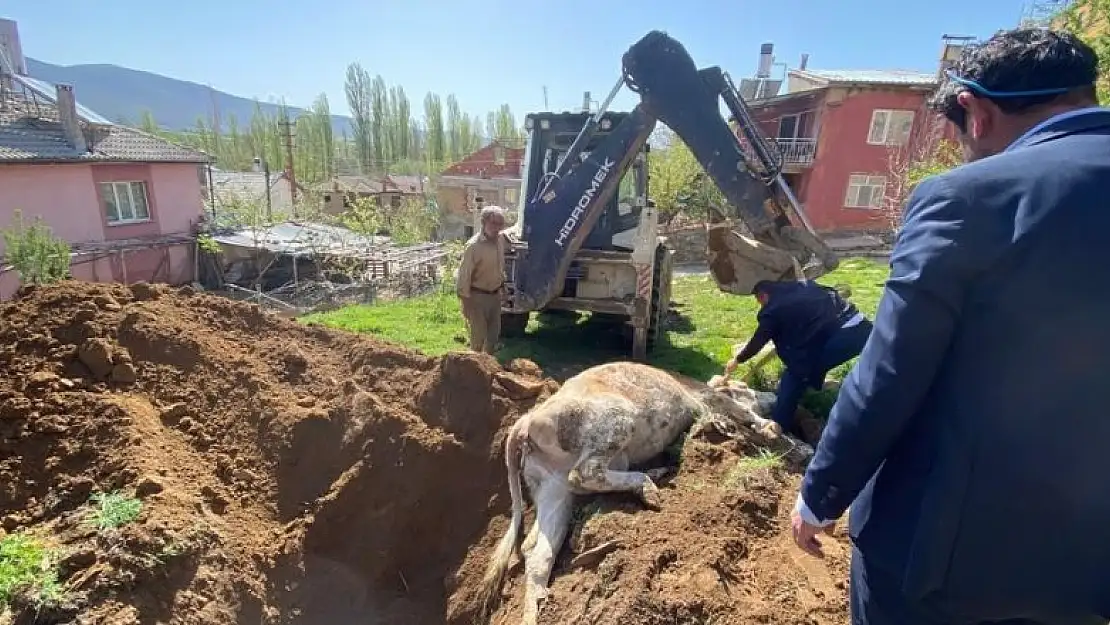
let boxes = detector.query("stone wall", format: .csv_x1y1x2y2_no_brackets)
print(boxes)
661,224,709,265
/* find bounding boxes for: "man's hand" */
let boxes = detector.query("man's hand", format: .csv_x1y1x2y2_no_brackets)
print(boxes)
791,509,836,558
722,358,737,376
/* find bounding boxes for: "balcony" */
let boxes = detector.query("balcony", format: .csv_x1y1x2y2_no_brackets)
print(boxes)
740,137,818,173
773,138,817,165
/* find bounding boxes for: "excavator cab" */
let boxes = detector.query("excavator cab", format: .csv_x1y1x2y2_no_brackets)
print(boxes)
501,109,670,357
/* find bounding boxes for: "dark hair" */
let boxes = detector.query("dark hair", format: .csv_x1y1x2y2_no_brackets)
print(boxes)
751,280,775,296
929,28,1099,132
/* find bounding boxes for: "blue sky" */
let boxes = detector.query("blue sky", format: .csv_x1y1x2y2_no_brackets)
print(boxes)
6,0,1031,119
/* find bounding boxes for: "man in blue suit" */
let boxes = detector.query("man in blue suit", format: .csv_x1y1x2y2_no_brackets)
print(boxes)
789,28,1110,625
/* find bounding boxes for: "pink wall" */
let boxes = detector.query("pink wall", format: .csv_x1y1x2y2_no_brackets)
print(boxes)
746,87,946,233
0,161,203,299
150,163,205,234
0,164,105,256
804,88,933,231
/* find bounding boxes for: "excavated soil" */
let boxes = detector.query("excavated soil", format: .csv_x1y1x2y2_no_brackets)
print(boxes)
0,280,850,625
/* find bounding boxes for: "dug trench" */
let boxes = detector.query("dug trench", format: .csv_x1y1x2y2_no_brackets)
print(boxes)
0,281,850,625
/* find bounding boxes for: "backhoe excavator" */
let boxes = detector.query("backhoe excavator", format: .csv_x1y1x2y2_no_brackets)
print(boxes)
497,30,840,360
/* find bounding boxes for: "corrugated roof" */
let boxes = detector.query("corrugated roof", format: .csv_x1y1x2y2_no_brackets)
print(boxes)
211,221,388,257
15,75,116,125
791,69,938,87
0,89,209,163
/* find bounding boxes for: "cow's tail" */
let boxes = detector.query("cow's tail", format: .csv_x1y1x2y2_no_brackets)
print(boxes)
477,416,528,620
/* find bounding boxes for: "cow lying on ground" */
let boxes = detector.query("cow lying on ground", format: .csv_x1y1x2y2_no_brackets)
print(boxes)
477,361,781,625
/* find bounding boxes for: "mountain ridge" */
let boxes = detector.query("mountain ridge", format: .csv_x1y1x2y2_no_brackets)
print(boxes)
25,57,354,134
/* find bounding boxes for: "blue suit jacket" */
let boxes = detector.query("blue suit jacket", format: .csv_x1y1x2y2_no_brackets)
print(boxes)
801,108,1110,621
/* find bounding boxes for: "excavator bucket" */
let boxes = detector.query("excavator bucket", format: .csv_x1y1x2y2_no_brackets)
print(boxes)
705,206,819,295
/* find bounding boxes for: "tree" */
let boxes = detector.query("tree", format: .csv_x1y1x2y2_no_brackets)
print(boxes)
882,117,962,233
424,93,447,168
445,94,465,162
1,210,71,286
129,67,537,183
491,104,522,144
138,110,159,134
370,76,389,168
1059,0,1110,104
646,129,723,226
345,63,374,173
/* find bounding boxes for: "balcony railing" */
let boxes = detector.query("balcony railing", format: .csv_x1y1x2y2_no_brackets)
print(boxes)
739,137,818,168
773,137,817,165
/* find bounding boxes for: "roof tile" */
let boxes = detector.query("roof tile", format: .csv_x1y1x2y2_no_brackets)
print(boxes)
0,90,209,163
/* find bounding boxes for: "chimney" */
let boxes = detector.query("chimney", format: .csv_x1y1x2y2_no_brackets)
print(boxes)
582,91,591,113
757,43,774,78
800,53,810,71
55,84,87,153
0,19,27,76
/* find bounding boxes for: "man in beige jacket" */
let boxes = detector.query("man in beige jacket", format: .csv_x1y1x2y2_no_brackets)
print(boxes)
456,205,507,354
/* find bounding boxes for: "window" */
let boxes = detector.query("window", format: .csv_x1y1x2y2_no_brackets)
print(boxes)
504,187,518,205
844,174,886,209
778,115,798,139
494,146,506,166
390,194,402,208
99,181,151,224
777,112,814,140
867,109,915,146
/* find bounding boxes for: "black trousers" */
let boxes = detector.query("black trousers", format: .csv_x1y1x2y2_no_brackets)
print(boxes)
772,319,873,431
850,548,1105,625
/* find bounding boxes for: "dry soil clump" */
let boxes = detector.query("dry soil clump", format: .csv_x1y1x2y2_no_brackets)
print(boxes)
0,280,850,625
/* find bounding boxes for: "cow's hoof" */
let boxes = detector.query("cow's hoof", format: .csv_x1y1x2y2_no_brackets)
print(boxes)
639,480,663,510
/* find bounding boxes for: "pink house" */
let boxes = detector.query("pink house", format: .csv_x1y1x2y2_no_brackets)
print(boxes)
0,19,209,300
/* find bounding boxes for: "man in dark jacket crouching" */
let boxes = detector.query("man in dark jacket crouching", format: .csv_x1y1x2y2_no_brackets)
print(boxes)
722,279,872,437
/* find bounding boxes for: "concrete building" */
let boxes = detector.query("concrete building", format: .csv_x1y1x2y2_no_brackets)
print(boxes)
734,39,968,233
436,141,523,239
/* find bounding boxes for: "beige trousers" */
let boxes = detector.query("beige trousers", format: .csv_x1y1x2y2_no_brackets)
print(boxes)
462,292,501,354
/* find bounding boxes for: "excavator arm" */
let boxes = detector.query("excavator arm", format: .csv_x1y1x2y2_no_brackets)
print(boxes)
622,30,839,294
507,30,838,313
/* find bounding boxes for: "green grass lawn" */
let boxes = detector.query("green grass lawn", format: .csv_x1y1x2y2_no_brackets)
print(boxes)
302,257,889,399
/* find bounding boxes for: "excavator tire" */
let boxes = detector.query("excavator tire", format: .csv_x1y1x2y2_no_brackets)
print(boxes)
500,312,530,338
647,243,674,352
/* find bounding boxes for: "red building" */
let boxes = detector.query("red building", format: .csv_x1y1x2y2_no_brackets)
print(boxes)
741,64,957,233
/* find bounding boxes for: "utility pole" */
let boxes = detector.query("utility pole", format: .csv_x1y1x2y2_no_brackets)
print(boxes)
279,118,298,213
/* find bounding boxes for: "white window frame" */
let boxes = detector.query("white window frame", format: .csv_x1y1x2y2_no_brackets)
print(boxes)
504,187,518,205
844,174,887,209
99,181,151,225
867,109,915,146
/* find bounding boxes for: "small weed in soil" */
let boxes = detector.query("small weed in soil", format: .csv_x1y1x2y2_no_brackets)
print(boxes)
723,448,784,488
87,491,143,531
0,533,63,609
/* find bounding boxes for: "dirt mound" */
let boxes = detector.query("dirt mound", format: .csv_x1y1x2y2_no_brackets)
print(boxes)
0,280,850,625
0,280,553,624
